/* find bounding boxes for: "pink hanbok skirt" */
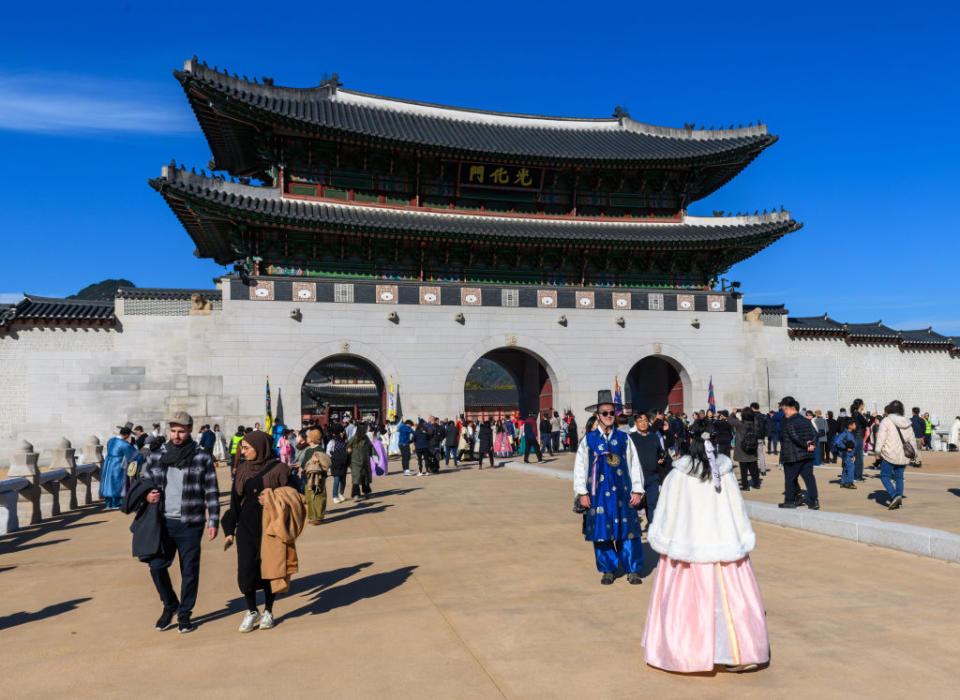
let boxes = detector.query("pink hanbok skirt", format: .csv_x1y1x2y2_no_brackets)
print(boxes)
642,555,769,673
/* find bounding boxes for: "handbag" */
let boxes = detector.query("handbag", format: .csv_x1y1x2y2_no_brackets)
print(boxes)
895,425,917,460
572,496,588,514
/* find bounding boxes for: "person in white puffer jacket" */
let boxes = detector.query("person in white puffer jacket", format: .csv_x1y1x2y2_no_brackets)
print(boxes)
642,426,769,674
873,400,918,510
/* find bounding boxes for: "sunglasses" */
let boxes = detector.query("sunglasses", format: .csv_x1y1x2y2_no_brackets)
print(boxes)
598,411,616,417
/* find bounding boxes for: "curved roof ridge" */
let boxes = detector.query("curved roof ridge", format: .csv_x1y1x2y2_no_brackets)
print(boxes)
158,166,797,229
181,57,768,139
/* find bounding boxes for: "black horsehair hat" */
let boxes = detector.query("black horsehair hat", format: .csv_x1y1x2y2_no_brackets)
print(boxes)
585,389,624,413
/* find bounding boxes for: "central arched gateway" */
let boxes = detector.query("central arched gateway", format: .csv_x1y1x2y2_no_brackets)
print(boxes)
625,356,686,415
463,348,554,420
301,354,385,426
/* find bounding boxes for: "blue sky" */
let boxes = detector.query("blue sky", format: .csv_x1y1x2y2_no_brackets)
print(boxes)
1,1,957,332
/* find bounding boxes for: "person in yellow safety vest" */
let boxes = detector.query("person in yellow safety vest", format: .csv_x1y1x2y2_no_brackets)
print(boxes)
230,427,245,466
922,414,933,450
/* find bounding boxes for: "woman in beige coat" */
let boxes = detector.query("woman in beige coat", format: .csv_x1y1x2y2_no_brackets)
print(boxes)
873,400,917,510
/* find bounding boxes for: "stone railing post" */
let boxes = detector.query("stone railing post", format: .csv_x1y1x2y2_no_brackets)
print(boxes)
9,440,41,525
82,436,104,503
50,437,78,511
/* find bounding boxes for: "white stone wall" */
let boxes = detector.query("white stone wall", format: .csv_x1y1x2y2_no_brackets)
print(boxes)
2,297,958,464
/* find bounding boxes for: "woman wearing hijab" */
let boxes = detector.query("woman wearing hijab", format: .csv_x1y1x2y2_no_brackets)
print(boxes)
347,424,373,501
222,431,297,632
642,428,769,674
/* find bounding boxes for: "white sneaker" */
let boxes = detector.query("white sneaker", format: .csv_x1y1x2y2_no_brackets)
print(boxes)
259,610,275,629
238,610,260,633
333,496,342,504
403,470,413,476
416,472,424,477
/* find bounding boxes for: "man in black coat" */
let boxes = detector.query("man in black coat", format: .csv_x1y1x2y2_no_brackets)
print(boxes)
714,411,734,457
539,413,554,456
523,414,543,463
778,396,820,509
444,419,459,467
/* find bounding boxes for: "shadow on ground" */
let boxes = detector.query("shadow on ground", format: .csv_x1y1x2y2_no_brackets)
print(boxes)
0,597,92,631
0,504,106,554
323,503,394,524
281,565,418,621
192,562,376,626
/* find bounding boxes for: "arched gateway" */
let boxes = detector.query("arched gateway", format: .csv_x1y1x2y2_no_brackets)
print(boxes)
301,355,385,426
463,348,555,420
625,355,688,415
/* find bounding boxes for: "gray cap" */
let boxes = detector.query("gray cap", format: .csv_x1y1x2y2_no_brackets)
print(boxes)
168,411,193,427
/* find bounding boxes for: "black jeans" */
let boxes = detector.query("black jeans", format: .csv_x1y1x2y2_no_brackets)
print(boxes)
149,518,204,621
478,447,494,468
400,444,411,471
244,587,275,613
739,461,760,489
783,459,818,504
524,439,543,462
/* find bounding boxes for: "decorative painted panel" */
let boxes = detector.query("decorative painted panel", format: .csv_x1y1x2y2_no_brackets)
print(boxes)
420,286,441,305
376,285,398,303
461,288,482,306
249,280,274,301
292,282,316,302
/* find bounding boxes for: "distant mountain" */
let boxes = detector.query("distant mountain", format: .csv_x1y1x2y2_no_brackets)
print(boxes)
464,358,516,391
68,279,135,301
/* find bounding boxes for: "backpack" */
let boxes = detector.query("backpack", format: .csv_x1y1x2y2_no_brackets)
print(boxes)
740,418,758,455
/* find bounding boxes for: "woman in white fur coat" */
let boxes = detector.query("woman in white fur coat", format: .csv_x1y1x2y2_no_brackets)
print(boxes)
642,428,769,673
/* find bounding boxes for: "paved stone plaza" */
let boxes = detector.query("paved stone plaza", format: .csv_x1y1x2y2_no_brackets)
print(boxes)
2,463,958,698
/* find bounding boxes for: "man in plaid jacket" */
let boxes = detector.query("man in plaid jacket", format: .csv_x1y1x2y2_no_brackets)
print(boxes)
139,411,220,633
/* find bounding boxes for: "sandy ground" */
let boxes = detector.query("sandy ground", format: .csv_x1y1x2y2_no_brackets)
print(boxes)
1,463,959,699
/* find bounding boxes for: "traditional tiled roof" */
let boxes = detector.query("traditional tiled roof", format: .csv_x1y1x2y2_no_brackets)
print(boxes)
150,167,802,263
899,327,955,347
0,295,116,330
176,57,776,169
844,321,901,341
787,314,846,334
116,287,220,300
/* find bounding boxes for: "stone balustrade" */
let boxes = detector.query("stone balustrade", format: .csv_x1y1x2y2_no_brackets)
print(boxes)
0,437,104,535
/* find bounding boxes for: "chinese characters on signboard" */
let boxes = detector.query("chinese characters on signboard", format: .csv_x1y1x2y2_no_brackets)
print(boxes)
458,162,543,190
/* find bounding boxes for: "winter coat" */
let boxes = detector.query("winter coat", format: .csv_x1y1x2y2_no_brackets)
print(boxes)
414,425,430,450
122,477,163,561
727,414,760,463
260,486,306,594
444,423,459,447
781,413,818,464
477,423,494,452
648,455,756,563
875,414,917,466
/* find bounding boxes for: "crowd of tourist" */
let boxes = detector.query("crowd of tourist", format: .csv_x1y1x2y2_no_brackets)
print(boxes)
101,392,949,650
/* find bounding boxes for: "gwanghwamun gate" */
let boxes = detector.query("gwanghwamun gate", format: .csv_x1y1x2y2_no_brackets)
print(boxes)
2,57,958,461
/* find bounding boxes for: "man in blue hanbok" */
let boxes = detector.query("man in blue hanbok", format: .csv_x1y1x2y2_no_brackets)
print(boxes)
101,425,140,509
574,390,646,585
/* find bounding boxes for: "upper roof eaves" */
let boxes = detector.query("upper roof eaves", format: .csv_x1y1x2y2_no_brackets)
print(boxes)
177,57,776,161
152,167,801,245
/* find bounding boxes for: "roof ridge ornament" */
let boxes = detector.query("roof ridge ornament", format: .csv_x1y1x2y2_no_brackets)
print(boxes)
321,72,342,95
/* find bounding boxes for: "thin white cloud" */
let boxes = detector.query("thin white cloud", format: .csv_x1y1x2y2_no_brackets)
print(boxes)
0,293,25,304
0,72,192,135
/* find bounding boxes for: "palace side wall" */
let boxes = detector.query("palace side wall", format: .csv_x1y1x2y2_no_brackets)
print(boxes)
2,299,958,464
